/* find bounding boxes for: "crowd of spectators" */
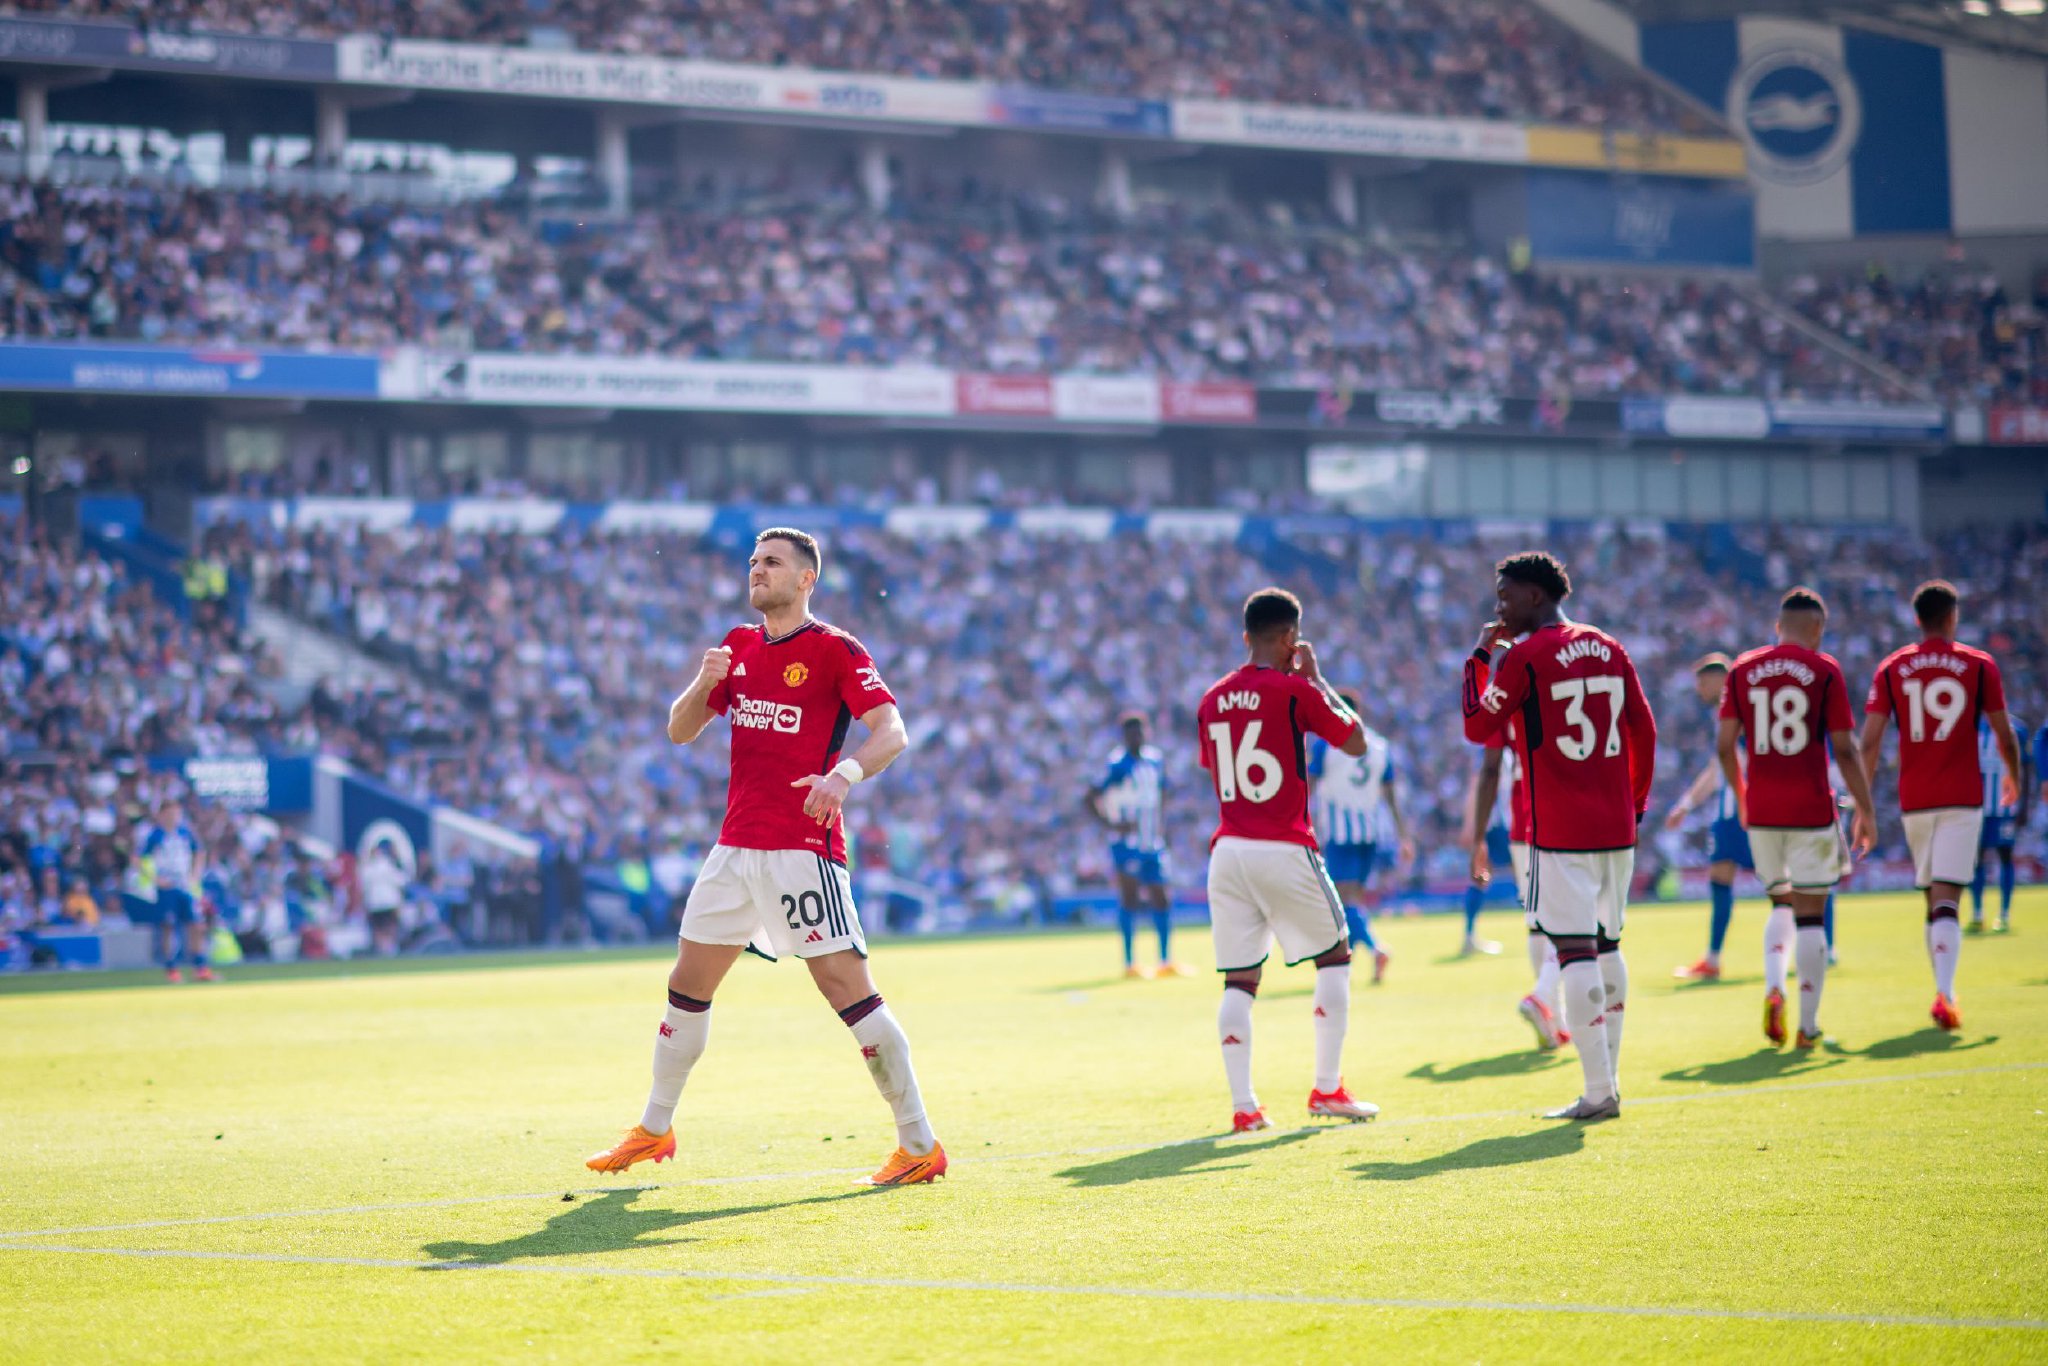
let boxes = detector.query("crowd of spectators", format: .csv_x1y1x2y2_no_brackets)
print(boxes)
1784,264,2048,407
209,510,2048,920
0,515,513,965
0,177,1901,401
2,0,1702,134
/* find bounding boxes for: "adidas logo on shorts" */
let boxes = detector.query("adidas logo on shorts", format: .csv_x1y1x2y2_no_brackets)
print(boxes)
805,930,824,943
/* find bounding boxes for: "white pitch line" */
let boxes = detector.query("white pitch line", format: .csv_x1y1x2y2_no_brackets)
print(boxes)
0,1243,2037,1331
2,1058,2042,1243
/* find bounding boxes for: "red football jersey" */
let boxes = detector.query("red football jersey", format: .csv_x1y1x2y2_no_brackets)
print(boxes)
705,618,897,860
1720,642,1854,828
1463,621,1656,851
1866,637,2007,813
1197,665,1359,849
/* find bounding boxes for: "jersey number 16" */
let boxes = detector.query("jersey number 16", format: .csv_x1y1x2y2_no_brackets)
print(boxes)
1208,720,1282,804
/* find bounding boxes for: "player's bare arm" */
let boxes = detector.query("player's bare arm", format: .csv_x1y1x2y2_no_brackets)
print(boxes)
667,645,732,744
1831,728,1880,857
792,702,909,825
1857,710,1889,792
1469,748,1503,886
1665,759,1721,831
1290,641,1368,756
1716,716,1746,827
1988,710,2024,808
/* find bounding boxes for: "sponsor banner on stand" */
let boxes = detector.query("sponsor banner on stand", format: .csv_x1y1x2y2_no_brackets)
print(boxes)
1160,380,1257,424
1052,375,1160,424
1986,406,2048,446
338,38,987,125
1768,400,1946,441
1524,169,1756,270
0,342,379,399
0,17,336,77
1625,396,1774,439
988,87,1171,136
1174,99,1528,165
955,372,1055,419
1523,127,1749,179
459,355,955,416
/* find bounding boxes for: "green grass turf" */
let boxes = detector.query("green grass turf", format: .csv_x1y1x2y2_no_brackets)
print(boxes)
4,891,2046,1363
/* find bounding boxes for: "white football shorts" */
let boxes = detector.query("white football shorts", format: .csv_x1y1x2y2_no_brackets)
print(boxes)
1207,836,1348,972
1748,825,1847,892
1528,846,1634,941
1511,841,1533,926
1902,807,1983,890
679,844,866,960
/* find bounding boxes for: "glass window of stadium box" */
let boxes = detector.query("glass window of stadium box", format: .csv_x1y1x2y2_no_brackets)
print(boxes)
1726,456,1768,520
1594,453,1640,518
1768,456,1812,521
1639,455,1684,518
1681,453,1727,519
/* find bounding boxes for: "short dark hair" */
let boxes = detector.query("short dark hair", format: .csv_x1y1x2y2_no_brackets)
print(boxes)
1243,587,1302,638
1496,552,1571,603
1692,652,1732,675
1118,710,1148,729
1912,579,1958,627
1780,586,1827,616
755,526,820,573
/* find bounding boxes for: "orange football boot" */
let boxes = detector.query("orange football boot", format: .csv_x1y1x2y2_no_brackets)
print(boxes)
585,1124,676,1173
862,1142,948,1186
1763,987,1787,1046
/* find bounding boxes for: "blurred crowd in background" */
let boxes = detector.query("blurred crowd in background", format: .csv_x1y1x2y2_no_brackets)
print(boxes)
3,0,1695,132
3,176,2043,402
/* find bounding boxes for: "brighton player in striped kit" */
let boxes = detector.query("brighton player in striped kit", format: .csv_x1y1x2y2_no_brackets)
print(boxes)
1309,694,1408,983
1668,654,1756,982
1085,712,1186,977
1969,712,2031,933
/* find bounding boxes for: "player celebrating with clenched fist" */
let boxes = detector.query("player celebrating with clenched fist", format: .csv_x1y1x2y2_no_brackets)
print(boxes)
585,526,945,1187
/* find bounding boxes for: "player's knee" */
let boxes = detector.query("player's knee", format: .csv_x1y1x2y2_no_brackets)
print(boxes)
1313,945,1351,969
1927,901,1960,923
1552,934,1598,967
1223,974,1260,996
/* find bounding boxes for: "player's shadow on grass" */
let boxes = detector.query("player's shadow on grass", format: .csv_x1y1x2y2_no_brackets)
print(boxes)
1853,1029,1999,1061
1672,974,1761,991
1056,1130,1317,1188
1350,1125,1584,1181
1661,1048,1847,1086
420,1187,875,1266
1407,1051,1567,1084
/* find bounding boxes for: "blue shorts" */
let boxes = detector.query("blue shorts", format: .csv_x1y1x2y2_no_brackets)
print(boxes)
1111,845,1168,888
1980,816,2016,852
157,888,199,926
1710,817,1754,870
1485,824,1512,867
1323,842,1378,886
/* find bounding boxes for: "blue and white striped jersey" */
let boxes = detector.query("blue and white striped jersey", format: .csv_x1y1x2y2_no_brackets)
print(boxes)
1095,744,1167,852
1710,706,1741,822
1309,726,1394,847
142,823,201,892
1981,716,2030,818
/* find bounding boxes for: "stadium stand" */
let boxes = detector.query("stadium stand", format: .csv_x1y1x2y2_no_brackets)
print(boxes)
0,177,1903,400
0,0,1703,132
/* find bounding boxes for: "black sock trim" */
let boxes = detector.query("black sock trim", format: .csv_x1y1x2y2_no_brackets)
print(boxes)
1793,913,1827,930
1928,903,1960,923
1224,981,1259,997
667,989,711,1013
838,993,884,1026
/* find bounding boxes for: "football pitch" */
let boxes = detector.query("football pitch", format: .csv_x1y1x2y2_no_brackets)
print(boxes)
4,893,2045,1364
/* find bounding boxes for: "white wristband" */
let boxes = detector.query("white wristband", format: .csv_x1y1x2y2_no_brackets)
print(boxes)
830,758,866,786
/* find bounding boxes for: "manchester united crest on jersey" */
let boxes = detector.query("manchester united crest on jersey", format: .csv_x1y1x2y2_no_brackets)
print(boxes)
783,662,810,687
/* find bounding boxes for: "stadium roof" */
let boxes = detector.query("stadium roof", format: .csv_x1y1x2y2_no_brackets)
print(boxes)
1614,0,2048,58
